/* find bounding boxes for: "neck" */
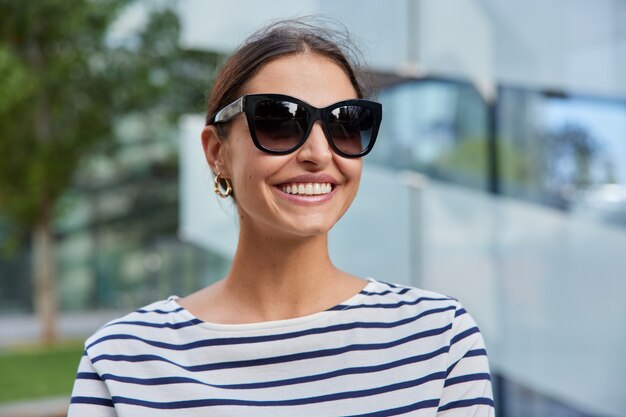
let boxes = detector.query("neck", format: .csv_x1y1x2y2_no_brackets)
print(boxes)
223,220,344,320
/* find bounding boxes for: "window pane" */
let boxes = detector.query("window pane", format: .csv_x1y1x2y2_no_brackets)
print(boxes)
499,87,626,227
373,80,488,190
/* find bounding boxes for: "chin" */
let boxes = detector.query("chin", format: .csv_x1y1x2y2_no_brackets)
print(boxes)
282,219,336,238
290,224,333,238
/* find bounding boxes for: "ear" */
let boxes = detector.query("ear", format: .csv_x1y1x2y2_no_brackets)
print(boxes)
201,125,230,176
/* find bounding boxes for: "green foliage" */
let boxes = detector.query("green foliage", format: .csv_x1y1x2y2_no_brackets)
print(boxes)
0,0,218,240
436,137,488,177
0,46,36,113
496,138,538,185
435,136,536,186
0,1,223,316
0,341,84,403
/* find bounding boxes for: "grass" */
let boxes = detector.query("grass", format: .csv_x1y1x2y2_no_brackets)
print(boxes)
0,341,84,404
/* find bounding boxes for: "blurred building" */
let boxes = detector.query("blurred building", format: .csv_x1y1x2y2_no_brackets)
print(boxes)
1,1,625,416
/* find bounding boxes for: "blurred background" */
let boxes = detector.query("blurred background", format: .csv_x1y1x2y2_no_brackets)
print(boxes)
0,0,624,416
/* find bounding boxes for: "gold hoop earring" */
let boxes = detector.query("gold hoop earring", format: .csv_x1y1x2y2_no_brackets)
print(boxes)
213,173,232,198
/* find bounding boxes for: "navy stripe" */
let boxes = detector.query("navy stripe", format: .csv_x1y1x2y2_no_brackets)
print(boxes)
466,348,487,358
328,295,452,311
105,318,203,330
110,371,446,409
444,372,491,387
341,399,440,417
97,345,450,390
86,304,456,351
91,323,453,371
102,373,206,387
446,348,488,376
454,307,466,317
136,307,184,314
360,287,412,297
70,396,114,407
450,326,479,345
438,397,495,411
378,280,400,288
76,372,102,381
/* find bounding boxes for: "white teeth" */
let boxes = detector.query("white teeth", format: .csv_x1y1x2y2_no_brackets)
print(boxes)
279,183,333,196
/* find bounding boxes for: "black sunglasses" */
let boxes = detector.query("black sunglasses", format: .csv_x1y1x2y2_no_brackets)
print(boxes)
208,94,382,158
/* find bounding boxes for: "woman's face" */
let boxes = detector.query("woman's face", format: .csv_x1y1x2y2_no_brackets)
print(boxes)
207,53,363,239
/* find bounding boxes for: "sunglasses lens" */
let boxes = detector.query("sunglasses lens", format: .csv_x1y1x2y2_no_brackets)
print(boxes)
253,100,308,152
328,106,376,156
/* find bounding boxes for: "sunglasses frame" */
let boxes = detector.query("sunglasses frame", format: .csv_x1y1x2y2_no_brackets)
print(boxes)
209,93,382,158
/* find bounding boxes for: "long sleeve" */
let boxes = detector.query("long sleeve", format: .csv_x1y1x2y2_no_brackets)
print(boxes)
67,350,117,417
437,304,495,416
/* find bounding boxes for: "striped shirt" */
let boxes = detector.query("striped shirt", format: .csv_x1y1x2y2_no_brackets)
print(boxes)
68,278,494,416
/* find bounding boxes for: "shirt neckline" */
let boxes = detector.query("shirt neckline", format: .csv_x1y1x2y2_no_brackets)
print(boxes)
168,278,377,333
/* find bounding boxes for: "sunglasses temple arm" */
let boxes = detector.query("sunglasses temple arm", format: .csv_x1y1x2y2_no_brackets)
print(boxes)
211,97,245,124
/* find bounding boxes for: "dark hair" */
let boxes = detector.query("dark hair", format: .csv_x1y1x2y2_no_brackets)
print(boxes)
205,18,369,134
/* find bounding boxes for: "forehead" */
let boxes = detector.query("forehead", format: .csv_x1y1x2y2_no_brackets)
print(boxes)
242,53,358,107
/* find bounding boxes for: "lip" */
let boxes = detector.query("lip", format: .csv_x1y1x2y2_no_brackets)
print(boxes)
276,173,339,185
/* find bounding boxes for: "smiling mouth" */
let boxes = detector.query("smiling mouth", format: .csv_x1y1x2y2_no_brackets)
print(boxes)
278,182,333,196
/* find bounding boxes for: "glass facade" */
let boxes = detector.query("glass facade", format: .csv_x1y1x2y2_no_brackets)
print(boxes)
373,79,489,190
0,234,32,313
499,87,626,226
371,77,626,231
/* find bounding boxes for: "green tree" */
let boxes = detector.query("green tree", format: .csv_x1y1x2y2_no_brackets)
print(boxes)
0,0,214,343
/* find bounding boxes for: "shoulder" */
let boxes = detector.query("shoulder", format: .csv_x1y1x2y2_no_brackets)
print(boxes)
364,278,454,300
83,297,198,358
364,278,484,343
362,278,462,314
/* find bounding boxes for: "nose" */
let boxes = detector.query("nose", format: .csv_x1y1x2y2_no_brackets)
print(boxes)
296,121,333,166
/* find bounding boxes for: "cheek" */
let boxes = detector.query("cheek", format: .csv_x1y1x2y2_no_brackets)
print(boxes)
229,153,283,205
229,135,290,185
232,157,272,185
339,158,363,186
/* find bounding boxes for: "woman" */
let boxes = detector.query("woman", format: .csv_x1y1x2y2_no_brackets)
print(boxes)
68,20,494,416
